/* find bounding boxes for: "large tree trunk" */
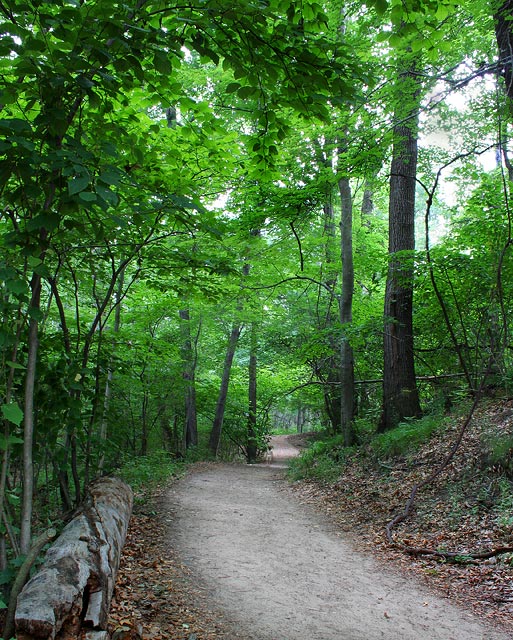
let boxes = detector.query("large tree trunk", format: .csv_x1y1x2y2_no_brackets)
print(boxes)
495,1,513,104
208,323,242,456
179,309,198,449
320,195,342,433
379,58,422,431
14,477,133,640
246,323,258,464
338,175,355,446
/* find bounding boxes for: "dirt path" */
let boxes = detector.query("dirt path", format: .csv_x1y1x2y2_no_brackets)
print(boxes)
164,438,510,640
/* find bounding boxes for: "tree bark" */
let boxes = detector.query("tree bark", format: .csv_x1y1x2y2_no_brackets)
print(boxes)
20,272,42,555
379,58,422,431
179,309,198,449
3,527,57,640
495,1,513,105
247,323,258,463
15,477,133,640
338,175,355,446
208,324,242,456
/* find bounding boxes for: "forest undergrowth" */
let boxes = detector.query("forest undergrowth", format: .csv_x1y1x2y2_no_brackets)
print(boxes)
106,398,513,638
288,396,513,633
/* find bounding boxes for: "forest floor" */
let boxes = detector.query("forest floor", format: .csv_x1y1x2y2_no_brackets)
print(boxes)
107,406,513,640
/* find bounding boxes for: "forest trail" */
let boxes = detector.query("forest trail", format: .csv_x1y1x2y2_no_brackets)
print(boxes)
164,437,510,640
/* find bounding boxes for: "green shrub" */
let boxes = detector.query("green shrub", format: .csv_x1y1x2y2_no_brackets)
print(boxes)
482,434,513,477
287,434,353,483
370,413,443,458
495,477,513,529
116,450,184,497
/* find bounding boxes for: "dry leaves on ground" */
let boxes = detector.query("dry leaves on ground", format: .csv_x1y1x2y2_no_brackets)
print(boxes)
289,401,513,635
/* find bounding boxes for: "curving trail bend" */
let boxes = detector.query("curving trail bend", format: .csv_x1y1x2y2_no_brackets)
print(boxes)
165,437,509,640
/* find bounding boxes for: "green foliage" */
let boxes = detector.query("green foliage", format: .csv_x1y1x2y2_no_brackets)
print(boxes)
481,433,513,478
370,413,443,458
287,434,354,482
494,478,513,530
115,451,184,498
0,0,508,572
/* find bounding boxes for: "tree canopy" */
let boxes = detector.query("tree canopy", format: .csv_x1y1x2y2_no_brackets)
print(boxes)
0,0,512,611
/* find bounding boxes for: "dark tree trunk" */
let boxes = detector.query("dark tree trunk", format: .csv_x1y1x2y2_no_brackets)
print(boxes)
379,59,422,432
208,324,242,456
320,196,342,433
247,323,258,463
338,175,355,446
495,1,513,104
179,309,198,448
20,272,42,555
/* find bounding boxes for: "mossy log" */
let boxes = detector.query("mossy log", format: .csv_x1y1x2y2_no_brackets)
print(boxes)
14,477,133,640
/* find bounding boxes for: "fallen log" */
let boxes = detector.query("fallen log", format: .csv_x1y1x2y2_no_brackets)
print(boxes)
14,476,133,640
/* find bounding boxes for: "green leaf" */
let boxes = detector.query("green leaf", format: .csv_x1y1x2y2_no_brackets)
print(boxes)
78,191,97,202
0,434,24,450
153,51,172,75
68,175,90,196
6,279,28,296
373,0,388,15
0,118,31,134
238,85,257,100
1,403,23,427
435,4,450,20
6,361,25,370
76,75,95,89
98,169,122,186
96,184,119,206
225,82,241,94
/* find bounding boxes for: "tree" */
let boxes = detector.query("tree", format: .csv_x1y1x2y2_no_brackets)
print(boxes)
179,308,199,449
338,170,356,445
0,0,363,558
379,53,423,431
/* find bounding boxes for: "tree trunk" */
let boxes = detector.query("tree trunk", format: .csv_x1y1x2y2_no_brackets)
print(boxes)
361,179,374,222
247,323,258,463
379,58,422,431
495,1,513,104
320,195,342,433
179,309,198,449
98,266,125,475
14,477,133,640
338,175,355,446
208,324,242,456
20,272,42,555
140,388,149,456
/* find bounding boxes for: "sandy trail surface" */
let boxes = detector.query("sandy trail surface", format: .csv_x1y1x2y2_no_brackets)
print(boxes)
165,436,509,640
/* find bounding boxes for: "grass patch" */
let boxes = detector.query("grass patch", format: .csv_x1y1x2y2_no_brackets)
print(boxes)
481,433,513,478
370,413,443,458
116,450,185,499
287,434,354,483
495,477,513,530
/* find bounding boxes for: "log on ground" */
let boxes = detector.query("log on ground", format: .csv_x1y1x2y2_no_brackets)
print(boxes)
15,476,133,640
